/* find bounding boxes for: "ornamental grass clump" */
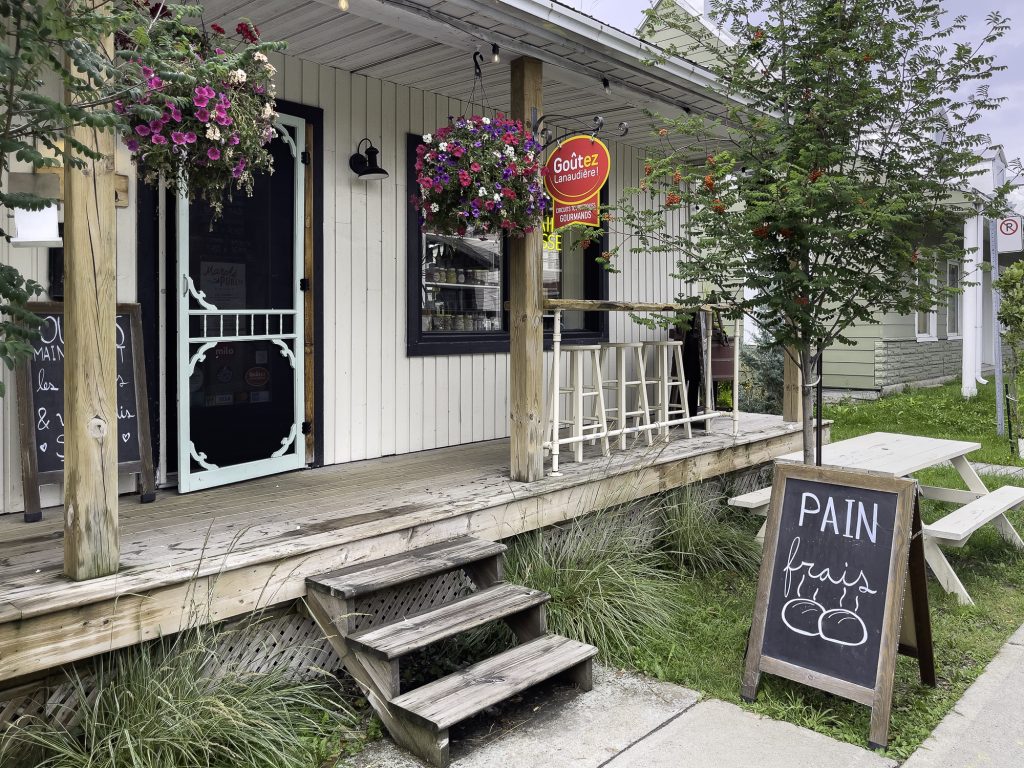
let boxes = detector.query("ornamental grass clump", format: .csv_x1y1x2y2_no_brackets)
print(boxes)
412,114,547,237
0,626,358,768
654,485,762,579
502,511,676,662
117,6,285,217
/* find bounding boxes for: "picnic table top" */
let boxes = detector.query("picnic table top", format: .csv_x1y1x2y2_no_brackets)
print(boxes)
776,431,981,477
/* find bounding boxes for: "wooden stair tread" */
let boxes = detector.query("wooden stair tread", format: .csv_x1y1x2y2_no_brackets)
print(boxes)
391,635,597,731
349,584,549,659
924,485,1024,542
306,537,506,599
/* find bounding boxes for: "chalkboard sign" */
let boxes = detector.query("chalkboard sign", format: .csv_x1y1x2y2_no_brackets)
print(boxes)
16,302,155,522
742,463,922,749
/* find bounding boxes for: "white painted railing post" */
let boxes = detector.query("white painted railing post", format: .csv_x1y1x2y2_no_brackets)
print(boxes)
550,309,562,476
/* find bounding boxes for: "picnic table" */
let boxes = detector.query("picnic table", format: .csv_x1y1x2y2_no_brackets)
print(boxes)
729,432,1024,605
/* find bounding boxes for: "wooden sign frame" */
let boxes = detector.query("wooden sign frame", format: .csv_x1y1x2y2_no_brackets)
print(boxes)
16,302,155,522
741,462,921,749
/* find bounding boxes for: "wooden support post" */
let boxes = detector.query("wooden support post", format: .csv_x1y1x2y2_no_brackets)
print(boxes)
63,14,119,580
509,56,544,482
783,348,802,423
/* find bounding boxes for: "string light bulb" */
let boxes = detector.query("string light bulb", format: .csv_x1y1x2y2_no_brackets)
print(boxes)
491,43,500,64
602,77,611,96
338,0,349,10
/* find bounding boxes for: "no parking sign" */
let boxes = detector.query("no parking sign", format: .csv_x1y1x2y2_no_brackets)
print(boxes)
998,216,1023,253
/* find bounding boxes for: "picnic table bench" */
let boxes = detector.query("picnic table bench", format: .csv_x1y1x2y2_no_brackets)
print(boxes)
729,432,1024,605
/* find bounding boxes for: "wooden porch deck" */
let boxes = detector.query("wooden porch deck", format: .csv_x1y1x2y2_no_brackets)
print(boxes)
0,413,809,687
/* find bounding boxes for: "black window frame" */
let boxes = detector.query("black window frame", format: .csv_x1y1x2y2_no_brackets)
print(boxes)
405,133,607,357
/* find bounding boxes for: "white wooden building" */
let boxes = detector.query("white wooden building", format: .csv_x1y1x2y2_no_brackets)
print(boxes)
0,0,740,513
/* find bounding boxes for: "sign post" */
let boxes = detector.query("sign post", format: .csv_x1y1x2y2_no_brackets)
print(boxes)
742,462,933,749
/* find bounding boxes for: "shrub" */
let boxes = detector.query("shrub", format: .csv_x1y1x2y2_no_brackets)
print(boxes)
502,511,677,662
740,329,785,415
653,484,762,578
0,626,358,768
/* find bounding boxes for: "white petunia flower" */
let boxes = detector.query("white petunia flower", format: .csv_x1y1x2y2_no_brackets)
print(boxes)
438,142,448,152
504,145,514,157
478,187,488,196
493,193,501,201
206,125,221,141
430,203,440,213
423,133,433,144
253,52,268,63
229,68,247,84
482,117,490,125
262,103,276,119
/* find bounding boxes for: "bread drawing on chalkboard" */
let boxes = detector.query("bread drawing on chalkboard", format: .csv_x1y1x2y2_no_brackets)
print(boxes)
780,536,876,648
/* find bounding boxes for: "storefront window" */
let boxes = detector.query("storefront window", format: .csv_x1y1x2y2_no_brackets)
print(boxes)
420,233,504,334
405,133,606,356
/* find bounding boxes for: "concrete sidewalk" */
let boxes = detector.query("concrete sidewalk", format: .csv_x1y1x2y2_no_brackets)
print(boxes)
902,624,1024,768
348,623,1024,768
346,666,894,768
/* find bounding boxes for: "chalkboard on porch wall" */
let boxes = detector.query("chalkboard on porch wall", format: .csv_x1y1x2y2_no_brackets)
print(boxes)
16,302,155,523
741,462,931,750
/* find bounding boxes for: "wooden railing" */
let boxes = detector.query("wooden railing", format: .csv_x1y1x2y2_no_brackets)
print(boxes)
542,299,741,476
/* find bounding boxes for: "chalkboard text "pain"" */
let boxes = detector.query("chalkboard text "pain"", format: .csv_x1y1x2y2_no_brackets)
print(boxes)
799,492,879,543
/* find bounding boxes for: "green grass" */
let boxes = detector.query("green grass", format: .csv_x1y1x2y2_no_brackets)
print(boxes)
825,380,1021,466
556,381,1024,761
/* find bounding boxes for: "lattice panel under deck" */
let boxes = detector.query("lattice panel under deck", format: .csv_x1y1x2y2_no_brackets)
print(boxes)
351,569,476,633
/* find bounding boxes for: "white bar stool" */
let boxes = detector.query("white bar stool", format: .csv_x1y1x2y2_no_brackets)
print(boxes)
644,340,692,441
600,342,654,450
547,344,610,464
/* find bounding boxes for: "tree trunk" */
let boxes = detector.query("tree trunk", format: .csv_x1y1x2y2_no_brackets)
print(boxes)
800,347,815,465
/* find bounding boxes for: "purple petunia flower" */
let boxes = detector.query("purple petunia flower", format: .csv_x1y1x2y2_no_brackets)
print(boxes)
228,133,240,145
196,107,210,122
215,113,232,127
207,147,221,161
152,134,167,145
149,119,163,131
135,124,151,136
185,132,197,144
171,131,187,145
124,138,139,152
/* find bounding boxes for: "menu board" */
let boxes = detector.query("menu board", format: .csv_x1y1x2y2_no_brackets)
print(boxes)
742,462,920,749
17,303,154,521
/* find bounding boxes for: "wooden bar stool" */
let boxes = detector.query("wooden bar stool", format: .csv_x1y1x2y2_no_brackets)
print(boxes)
600,342,654,450
547,344,610,464
645,340,692,441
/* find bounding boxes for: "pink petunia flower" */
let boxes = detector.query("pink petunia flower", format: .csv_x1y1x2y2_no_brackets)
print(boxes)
228,133,240,145
184,132,197,143
207,147,221,160
149,119,163,131
152,134,167,145
196,107,210,122
134,124,151,136
171,131,187,145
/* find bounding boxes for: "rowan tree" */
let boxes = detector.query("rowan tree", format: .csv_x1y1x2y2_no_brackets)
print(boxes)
619,0,1013,461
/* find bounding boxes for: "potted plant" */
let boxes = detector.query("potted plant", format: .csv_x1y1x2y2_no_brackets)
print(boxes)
995,260,1024,455
411,114,546,237
117,7,285,219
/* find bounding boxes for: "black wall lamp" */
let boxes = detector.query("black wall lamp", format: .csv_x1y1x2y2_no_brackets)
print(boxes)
349,138,389,181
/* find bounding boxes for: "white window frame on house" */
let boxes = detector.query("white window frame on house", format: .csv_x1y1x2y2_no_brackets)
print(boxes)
916,272,938,342
946,262,962,339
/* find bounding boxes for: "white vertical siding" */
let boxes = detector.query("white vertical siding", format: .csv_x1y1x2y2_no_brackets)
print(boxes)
0,53,687,513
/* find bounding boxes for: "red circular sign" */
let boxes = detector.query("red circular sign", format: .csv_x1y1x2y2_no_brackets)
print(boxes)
1000,218,1019,236
544,136,611,205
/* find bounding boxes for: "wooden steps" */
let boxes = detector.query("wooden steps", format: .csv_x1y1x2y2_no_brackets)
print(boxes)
348,583,549,660
304,536,596,767
392,634,596,731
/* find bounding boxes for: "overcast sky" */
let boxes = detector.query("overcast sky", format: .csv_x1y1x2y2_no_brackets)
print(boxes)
569,1,1024,172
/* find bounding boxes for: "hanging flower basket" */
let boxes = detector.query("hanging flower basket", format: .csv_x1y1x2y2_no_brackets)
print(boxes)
412,114,546,237
117,11,284,219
